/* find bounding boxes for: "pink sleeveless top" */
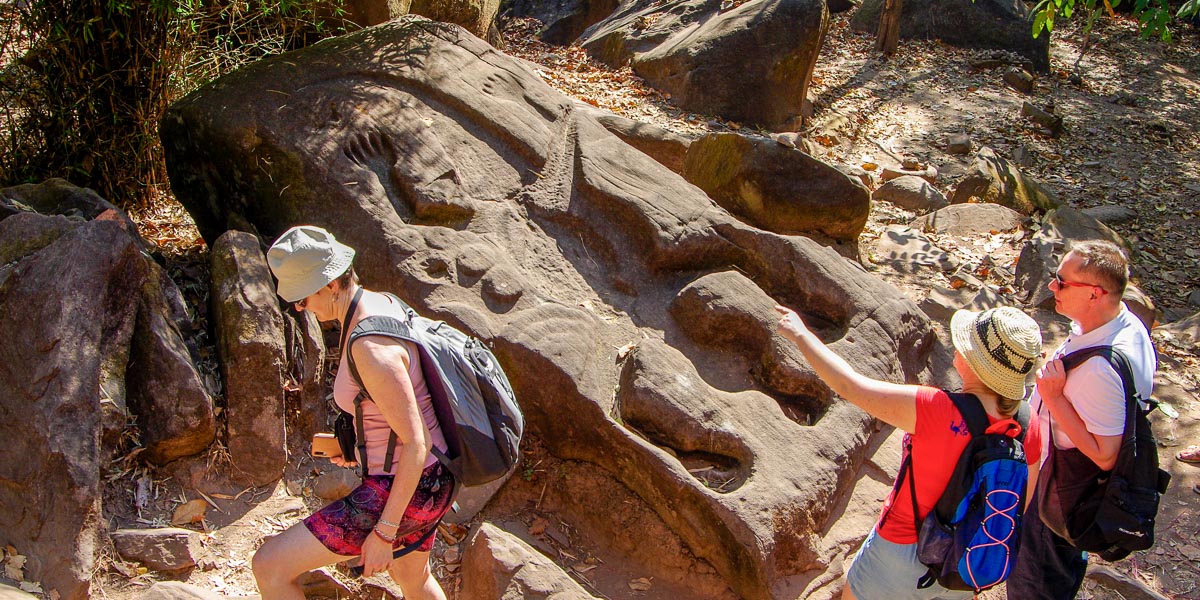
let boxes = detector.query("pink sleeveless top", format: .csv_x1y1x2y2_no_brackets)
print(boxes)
333,293,446,475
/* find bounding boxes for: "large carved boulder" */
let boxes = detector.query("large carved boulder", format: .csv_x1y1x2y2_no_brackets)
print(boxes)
577,0,827,130
850,0,1050,72
683,132,871,243
161,18,952,599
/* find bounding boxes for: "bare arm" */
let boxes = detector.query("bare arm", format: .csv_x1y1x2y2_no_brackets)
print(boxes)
1035,359,1122,471
1025,461,1039,510
776,306,918,432
351,337,433,576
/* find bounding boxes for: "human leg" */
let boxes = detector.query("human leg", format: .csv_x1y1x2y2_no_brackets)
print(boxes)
252,521,352,600
387,549,446,600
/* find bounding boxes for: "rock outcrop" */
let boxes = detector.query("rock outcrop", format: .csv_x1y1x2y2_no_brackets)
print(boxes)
950,146,1062,214
0,180,214,600
577,0,827,130
161,18,953,598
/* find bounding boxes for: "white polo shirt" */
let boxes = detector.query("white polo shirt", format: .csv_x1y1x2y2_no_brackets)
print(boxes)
1030,304,1156,457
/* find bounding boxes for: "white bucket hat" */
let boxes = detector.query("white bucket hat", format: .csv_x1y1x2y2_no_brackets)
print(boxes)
950,306,1043,400
267,226,355,302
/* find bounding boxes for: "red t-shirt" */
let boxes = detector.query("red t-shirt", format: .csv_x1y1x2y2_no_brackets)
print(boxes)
875,387,1043,544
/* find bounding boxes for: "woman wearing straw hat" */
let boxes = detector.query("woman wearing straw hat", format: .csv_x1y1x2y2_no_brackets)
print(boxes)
252,226,451,600
776,304,1044,600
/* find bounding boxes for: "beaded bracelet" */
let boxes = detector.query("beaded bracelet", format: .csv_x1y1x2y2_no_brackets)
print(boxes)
373,526,397,544
377,517,401,529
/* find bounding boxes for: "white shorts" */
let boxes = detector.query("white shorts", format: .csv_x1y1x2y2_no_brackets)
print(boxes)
846,528,973,600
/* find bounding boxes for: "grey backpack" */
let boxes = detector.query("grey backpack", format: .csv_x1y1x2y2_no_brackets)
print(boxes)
341,290,524,487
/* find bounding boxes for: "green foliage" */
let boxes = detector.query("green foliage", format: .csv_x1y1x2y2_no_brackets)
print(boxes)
1031,0,1198,42
0,0,349,208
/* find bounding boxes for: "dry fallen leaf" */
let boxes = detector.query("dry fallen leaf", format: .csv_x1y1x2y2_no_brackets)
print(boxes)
629,576,653,591
529,517,549,536
5,551,25,580
172,499,208,525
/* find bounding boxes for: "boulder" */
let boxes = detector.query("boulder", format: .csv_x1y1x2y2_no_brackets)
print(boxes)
507,0,622,44
340,0,502,43
126,259,217,466
578,0,827,130
0,179,216,600
947,133,972,155
313,468,361,500
282,309,328,451
910,203,1027,236
1156,311,1200,353
873,175,947,213
161,17,953,598
461,523,599,598
850,0,1050,72
0,211,127,600
1122,284,1156,332
682,133,871,243
409,0,503,44
136,582,225,600
1082,204,1138,226
1003,67,1035,94
1013,206,1129,308
110,528,200,573
0,584,39,600
880,165,937,184
210,231,288,487
950,146,1061,214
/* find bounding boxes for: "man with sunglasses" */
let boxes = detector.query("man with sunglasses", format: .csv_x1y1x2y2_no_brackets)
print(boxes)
1006,240,1157,599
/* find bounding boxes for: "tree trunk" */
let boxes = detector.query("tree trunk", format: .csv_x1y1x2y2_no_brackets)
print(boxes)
875,0,902,55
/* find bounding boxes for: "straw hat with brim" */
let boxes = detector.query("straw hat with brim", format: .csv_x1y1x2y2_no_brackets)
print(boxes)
950,306,1043,400
267,226,356,303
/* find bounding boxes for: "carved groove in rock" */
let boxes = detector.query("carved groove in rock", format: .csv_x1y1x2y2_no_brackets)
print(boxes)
618,344,753,494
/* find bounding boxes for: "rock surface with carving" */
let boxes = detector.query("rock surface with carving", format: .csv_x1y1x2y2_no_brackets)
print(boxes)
576,0,827,130
161,17,952,598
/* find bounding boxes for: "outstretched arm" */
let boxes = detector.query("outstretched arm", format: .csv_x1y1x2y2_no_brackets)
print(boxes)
776,306,918,432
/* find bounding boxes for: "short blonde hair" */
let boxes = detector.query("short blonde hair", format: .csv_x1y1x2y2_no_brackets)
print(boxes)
1068,240,1128,296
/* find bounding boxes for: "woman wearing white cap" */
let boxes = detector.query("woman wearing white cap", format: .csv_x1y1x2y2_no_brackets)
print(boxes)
776,304,1044,600
252,226,451,600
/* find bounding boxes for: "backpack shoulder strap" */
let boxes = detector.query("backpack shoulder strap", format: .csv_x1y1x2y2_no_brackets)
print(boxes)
342,310,418,477
948,392,989,439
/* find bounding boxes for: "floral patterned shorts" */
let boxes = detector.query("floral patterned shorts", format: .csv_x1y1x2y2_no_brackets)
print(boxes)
303,461,454,556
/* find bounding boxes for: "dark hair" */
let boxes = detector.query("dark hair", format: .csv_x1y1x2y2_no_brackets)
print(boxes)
1068,240,1128,296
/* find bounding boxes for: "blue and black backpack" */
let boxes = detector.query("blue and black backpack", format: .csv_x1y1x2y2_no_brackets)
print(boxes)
901,393,1030,593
